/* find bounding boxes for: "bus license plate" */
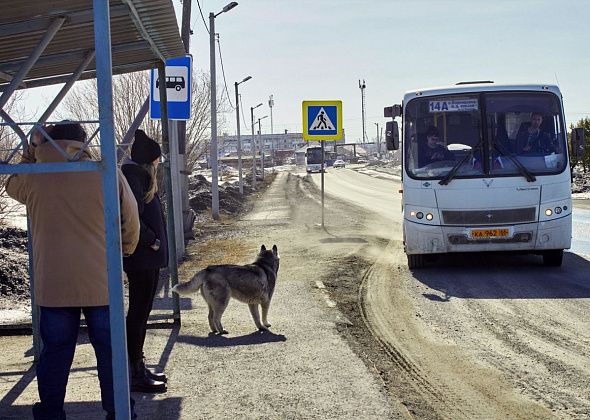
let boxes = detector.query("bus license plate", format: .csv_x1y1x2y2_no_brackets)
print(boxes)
469,228,510,239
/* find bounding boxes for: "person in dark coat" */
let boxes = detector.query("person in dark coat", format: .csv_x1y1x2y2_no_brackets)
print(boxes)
516,112,556,155
121,129,169,393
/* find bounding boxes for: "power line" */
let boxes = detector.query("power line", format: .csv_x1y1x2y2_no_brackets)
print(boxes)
194,0,209,34
239,93,249,130
216,34,235,109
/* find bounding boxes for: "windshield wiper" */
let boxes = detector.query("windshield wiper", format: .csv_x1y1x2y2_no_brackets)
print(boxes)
439,141,481,186
494,141,536,182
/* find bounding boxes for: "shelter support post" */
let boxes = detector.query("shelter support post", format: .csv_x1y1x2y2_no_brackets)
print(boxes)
93,1,131,418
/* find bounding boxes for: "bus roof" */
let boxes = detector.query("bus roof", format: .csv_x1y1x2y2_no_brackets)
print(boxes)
403,83,561,102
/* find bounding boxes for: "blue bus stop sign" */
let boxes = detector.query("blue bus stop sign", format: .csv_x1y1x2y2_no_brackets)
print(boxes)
150,55,192,120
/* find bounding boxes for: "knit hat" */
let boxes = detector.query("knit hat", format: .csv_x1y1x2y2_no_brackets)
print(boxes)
48,121,87,142
131,129,161,164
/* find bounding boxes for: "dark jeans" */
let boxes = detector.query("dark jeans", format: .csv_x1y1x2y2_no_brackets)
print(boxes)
33,306,114,419
126,268,160,363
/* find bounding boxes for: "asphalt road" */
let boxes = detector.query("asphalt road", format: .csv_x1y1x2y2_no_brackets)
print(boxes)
316,166,590,258
310,166,590,419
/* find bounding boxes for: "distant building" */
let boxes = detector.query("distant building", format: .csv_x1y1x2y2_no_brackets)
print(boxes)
218,131,345,157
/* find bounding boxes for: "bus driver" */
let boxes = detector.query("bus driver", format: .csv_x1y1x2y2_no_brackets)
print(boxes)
418,126,454,167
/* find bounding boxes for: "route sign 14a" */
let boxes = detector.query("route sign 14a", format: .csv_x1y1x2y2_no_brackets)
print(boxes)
150,55,192,120
302,100,343,141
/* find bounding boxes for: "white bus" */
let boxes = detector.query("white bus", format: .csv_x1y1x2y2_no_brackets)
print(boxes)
384,82,584,268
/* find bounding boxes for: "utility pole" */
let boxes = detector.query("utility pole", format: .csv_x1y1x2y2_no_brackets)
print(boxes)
179,0,192,238
269,94,274,134
380,126,384,159
359,79,366,143
250,103,262,188
258,115,268,179
375,122,380,158
269,94,274,167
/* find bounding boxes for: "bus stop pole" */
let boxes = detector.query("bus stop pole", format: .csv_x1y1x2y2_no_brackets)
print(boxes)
158,62,181,323
321,140,325,228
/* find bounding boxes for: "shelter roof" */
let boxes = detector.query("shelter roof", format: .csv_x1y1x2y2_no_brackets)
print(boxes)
0,0,185,90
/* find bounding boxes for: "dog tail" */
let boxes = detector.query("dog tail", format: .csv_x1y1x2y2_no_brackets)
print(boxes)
171,270,205,296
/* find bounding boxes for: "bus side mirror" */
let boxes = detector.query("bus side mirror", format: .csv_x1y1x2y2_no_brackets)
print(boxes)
385,121,399,150
384,104,402,118
571,128,585,160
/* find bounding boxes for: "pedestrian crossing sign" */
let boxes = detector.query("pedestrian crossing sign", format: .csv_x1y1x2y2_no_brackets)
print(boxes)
302,100,343,140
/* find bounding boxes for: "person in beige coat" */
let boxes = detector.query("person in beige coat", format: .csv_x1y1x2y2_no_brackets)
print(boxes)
6,122,140,420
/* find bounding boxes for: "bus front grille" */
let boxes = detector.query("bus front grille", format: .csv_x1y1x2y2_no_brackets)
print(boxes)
442,208,536,225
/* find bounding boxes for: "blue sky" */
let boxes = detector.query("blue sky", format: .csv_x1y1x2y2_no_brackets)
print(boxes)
24,0,590,142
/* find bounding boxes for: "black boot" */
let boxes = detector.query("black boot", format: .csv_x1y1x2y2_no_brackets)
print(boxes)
130,359,167,393
143,358,167,383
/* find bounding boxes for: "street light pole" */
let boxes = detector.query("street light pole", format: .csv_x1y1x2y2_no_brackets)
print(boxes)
235,75,251,196
250,102,262,188
209,12,219,219
209,2,238,220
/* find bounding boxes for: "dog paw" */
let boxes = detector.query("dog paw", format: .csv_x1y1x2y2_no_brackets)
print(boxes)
220,330,229,335
263,323,271,328
258,326,269,332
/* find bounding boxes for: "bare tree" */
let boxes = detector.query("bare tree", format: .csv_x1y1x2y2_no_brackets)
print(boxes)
61,69,228,171
0,93,27,225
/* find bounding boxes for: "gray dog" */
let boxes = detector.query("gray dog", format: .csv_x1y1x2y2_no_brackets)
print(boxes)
171,245,279,334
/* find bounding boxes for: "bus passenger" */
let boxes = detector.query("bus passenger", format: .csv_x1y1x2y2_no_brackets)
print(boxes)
516,112,556,155
418,126,454,166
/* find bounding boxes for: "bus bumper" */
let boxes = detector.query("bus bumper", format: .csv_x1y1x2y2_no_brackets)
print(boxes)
404,216,571,255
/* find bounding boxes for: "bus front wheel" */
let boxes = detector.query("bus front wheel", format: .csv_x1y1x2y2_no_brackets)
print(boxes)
407,254,425,269
542,250,563,267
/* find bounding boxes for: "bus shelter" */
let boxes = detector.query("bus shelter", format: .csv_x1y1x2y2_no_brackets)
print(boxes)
0,1,185,417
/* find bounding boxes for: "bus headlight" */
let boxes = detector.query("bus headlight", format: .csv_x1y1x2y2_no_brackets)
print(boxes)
425,213,434,221
554,206,562,214
416,212,424,219
545,208,553,217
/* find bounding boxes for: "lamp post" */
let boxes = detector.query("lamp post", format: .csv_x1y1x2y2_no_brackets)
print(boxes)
235,75,251,195
257,115,268,179
210,1,238,220
250,102,263,188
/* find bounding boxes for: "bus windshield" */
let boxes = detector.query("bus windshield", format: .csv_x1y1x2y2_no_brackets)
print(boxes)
404,92,567,180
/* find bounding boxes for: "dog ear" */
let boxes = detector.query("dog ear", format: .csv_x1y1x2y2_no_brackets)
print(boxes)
261,245,266,252
272,245,278,255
